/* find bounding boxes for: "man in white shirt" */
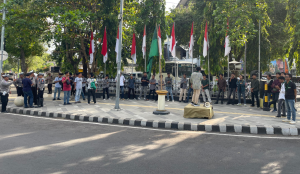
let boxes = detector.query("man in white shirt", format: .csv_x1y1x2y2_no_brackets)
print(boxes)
276,76,286,118
74,73,83,103
87,73,97,104
115,73,125,100
53,73,63,100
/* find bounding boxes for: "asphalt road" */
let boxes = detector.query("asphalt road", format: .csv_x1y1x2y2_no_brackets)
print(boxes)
0,113,300,174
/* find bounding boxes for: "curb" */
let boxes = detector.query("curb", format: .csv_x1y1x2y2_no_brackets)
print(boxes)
6,107,300,136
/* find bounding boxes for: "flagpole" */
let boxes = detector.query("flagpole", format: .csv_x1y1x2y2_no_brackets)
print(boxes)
145,25,147,72
208,50,210,98
174,22,178,97
115,0,123,110
156,24,162,90
104,62,106,77
228,55,229,93
244,33,247,82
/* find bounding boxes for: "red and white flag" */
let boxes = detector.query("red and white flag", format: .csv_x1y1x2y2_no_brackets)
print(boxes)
115,27,119,63
101,27,108,63
224,19,231,57
203,22,209,57
158,26,162,57
89,31,95,63
131,33,136,64
189,22,194,58
142,25,146,59
169,23,176,58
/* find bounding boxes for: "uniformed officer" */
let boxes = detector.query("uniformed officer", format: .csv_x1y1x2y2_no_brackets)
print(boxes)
29,71,38,105
0,74,16,112
14,72,24,96
37,73,45,107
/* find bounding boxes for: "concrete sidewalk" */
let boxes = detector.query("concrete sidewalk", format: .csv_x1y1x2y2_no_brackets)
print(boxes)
6,93,300,136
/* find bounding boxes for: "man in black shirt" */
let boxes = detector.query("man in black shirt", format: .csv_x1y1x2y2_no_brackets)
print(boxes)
139,72,149,100
282,73,297,124
227,74,237,105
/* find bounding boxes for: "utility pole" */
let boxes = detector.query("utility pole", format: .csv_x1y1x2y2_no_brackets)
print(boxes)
0,0,6,75
258,20,261,82
114,0,124,110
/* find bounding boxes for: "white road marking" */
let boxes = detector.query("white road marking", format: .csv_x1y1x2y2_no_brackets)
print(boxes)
5,113,300,140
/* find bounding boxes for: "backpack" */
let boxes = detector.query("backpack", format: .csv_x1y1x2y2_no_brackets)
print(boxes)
91,81,96,90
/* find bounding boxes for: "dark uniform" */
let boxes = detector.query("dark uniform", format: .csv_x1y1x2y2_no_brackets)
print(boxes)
30,73,38,105
14,72,24,96
37,73,45,107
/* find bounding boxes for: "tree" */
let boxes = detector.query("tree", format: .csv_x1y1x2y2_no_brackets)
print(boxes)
1,0,47,73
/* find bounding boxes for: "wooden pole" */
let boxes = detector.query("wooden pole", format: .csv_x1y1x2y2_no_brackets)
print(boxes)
155,24,162,90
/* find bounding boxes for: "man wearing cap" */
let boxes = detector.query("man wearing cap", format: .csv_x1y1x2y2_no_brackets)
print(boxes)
23,73,34,108
14,72,24,97
37,73,45,107
30,71,38,105
0,75,16,112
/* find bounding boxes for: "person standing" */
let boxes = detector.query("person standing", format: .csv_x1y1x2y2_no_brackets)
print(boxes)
53,73,63,100
103,75,110,100
87,73,97,104
70,73,75,99
139,72,149,100
276,76,286,118
214,74,226,104
179,74,188,102
62,71,72,105
165,72,174,102
250,74,260,108
37,73,45,107
74,73,83,103
148,75,156,101
236,75,246,106
201,74,211,104
128,74,136,100
227,74,237,105
81,75,87,100
116,73,125,100
282,74,297,124
265,74,273,104
30,72,38,105
14,72,24,97
185,84,193,103
269,73,281,112
46,73,53,94
0,75,16,112
23,73,34,108
190,67,203,106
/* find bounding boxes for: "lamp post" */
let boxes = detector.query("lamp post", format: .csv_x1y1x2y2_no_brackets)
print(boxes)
114,0,124,110
0,0,6,76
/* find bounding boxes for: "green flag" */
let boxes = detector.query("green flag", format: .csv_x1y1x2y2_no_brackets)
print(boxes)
147,27,159,79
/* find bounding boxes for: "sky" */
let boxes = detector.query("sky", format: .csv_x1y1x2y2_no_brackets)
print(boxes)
166,0,180,12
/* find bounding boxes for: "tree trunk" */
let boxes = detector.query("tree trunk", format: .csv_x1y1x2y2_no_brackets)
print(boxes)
20,47,27,73
82,55,87,78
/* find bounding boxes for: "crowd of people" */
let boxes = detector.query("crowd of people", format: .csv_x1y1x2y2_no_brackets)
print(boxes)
0,69,297,124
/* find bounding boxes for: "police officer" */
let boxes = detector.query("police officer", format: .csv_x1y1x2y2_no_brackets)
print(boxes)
0,74,16,112
37,73,45,107
30,71,38,105
14,72,24,96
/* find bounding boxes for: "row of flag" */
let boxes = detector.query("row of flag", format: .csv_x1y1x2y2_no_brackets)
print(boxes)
88,21,232,64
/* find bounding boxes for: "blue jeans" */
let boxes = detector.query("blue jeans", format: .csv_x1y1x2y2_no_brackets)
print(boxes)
54,87,61,99
166,86,174,101
120,86,124,99
238,91,246,104
75,89,82,102
64,91,71,104
285,99,296,121
185,88,193,102
81,87,85,100
24,90,33,107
